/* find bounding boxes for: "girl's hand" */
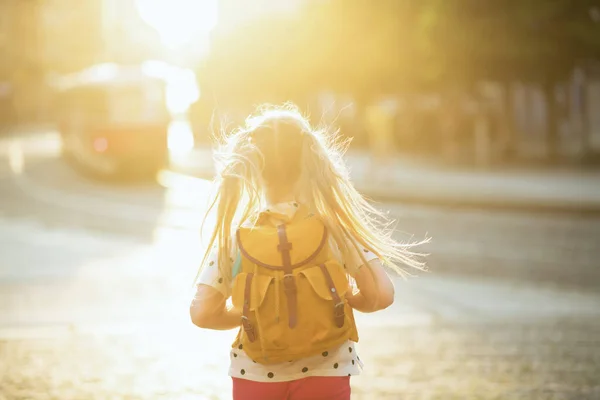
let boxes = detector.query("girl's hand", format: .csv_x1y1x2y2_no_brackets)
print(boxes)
346,259,395,313
190,284,241,330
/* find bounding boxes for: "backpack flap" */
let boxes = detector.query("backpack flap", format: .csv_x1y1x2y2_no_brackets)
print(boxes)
236,217,327,268
231,272,274,312
299,261,349,301
299,261,349,328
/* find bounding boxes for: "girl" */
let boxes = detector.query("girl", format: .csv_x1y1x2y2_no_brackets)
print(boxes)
190,104,426,400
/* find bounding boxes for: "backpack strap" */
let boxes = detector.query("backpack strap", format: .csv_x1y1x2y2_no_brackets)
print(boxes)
277,224,297,329
318,264,345,328
241,273,256,342
232,251,242,278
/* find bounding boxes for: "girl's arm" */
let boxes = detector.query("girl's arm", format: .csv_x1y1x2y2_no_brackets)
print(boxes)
190,284,241,330
346,259,395,313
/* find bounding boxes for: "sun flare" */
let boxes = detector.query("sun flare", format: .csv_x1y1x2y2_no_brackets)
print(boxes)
136,0,218,49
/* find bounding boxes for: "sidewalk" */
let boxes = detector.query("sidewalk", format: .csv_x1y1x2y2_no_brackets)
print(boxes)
170,147,600,213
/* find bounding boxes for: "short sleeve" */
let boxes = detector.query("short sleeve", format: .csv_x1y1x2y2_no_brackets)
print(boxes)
195,245,236,297
330,235,378,277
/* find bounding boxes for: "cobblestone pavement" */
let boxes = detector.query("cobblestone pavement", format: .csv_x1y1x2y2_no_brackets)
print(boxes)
2,319,599,400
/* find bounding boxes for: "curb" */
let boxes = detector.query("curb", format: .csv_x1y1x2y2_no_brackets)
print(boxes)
358,186,600,216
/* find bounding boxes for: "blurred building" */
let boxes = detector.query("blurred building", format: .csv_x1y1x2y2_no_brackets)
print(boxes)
0,0,43,125
40,0,164,72
40,0,104,73
0,1,40,77
101,0,163,65
41,0,204,69
0,0,173,125
0,0,105,124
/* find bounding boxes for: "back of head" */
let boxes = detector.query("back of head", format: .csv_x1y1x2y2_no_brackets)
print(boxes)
198,103,427,286
248,115,304,188
213,105,334,206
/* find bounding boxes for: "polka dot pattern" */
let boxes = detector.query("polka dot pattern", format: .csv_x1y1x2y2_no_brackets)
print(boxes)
228,340,361,382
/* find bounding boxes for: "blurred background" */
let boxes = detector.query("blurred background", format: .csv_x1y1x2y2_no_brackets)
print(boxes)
1,0,600,399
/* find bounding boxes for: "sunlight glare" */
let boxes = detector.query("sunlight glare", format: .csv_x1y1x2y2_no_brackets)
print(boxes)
165,68,199,115
168,120,195,153
136,0,218,49
8,141,24,175
140,60,199,115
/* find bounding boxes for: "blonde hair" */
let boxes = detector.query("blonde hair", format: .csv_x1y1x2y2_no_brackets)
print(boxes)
196,103,427,285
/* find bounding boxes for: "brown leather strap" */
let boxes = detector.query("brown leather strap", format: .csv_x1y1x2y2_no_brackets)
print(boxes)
236,226,328,271
319,264,345,328
242,273,256,342
277,224,293,267
277,224,297,329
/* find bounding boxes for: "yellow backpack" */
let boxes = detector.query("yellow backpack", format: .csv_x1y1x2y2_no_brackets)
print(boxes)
231,207,358,364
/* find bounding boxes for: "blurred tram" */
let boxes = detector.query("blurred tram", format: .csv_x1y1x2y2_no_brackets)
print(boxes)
52,61,197,178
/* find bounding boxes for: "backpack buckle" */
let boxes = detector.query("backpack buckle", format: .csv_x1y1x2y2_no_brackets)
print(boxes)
283,274,296,294
334,302,345,328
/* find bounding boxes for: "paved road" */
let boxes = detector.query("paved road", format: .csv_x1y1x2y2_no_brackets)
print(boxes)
1,133,599,399
174,146,600,211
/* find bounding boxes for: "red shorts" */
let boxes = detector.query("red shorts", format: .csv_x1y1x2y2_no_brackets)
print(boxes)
232,376,351,400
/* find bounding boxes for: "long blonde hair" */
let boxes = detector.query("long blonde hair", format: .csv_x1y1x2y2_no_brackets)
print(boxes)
196,103,428,285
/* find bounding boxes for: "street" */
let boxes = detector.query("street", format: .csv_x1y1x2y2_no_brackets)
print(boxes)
1,132,599,399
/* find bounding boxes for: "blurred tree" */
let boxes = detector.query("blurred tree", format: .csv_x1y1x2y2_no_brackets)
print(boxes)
418,0,600,80
416,0,600,158
198,0,600,152
202,0,600,97
200,0,413,103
